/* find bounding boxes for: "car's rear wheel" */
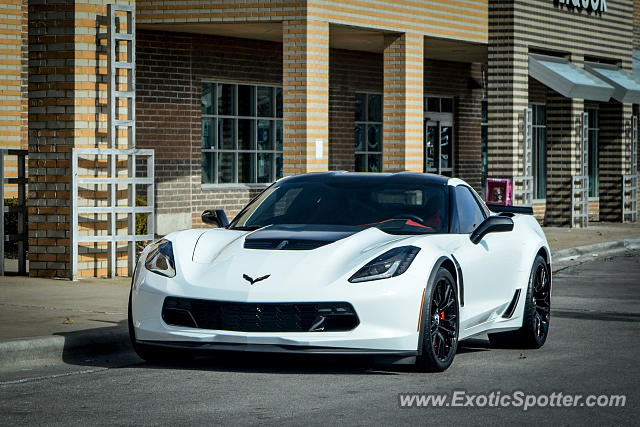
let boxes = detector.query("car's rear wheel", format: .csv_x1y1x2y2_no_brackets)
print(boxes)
488,255,551,349
415,268,459,372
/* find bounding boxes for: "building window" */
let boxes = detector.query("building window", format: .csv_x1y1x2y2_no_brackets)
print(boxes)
481,100,488,196
530,104,546,200
586,108,599,198
355,93,383,172
201,82,283,184
424,96,454,176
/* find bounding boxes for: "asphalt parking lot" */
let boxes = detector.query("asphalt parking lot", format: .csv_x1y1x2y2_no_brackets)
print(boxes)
1,251,638,425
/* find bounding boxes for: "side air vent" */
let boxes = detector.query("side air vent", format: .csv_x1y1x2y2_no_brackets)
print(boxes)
502,289,522,319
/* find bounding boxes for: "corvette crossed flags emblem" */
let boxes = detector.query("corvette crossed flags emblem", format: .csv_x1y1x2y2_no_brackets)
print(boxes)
243,274,270,285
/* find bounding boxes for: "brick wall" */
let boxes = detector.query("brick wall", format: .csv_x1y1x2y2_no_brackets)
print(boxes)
20,0,27,149
423,60,484,192
136,31,283,228
328,49,383,171
282,20,330,174
635,0,640,50
328,49,483,190
0,0,26,152
28,0,134,278
27,0,76,277
529,77,547,105
138,30,487,229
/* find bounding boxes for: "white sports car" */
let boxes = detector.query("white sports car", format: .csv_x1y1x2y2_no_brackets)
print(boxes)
129,172,551,371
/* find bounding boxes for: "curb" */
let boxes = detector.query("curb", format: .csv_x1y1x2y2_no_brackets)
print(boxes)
1,238,639,370
551,238,640,269
0,327,131,369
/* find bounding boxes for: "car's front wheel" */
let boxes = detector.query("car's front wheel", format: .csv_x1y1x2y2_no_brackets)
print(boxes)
488,254,551,349
415,268,459,372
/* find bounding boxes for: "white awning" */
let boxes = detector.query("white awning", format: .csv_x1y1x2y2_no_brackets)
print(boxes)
529,54,614,102
585,62,640,104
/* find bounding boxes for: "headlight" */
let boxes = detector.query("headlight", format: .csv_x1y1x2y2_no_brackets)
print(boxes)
144,239,176,278
349,246,420,283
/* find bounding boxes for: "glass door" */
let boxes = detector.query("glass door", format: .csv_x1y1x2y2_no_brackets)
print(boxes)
424,118,453,176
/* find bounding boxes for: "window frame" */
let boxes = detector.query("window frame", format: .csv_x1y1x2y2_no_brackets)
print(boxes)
529,103,547,201
424,96,455,176
354,92,383,172
201,81,283,186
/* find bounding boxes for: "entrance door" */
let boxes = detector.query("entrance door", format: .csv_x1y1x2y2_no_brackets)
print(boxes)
425,117,453,176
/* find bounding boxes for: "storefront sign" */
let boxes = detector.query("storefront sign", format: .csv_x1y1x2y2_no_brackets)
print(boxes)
556,0,607,13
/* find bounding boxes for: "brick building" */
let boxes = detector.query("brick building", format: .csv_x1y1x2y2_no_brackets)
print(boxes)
0,0,639,278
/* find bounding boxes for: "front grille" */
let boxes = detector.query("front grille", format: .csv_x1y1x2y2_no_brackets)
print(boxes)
162,297,359,333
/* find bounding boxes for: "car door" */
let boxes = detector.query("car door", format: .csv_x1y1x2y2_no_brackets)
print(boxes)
446,185,519,332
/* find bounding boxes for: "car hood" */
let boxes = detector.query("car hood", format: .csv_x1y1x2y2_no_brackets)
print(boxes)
175,225,416,299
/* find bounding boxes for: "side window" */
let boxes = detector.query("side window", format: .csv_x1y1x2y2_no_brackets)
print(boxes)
453,186,485,234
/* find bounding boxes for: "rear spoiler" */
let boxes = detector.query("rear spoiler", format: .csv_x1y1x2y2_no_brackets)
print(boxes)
487,204,534,215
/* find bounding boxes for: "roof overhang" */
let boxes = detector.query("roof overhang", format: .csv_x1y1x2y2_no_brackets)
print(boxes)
585,62,640,104
529,54,614,102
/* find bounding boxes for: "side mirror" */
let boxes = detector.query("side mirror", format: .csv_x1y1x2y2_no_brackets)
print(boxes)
201,209,229,228
469,216,513,244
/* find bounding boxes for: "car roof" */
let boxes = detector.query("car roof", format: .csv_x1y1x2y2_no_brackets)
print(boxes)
278,171,452,186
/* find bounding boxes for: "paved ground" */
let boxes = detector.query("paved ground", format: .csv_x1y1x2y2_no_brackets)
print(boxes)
0,276,130,341
1,251,638,425
543,221,640,250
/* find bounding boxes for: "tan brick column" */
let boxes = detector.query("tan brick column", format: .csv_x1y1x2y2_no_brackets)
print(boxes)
0,0,27,152
599,101,634,222
28,0,134,278
282,20,329,175
544,95,584,226
382,32,424,172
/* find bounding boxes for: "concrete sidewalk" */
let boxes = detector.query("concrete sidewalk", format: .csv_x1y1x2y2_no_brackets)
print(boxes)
1,222,639,371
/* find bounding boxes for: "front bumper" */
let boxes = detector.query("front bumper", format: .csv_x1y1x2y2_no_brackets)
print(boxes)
135,340,418,357
131,266,426,354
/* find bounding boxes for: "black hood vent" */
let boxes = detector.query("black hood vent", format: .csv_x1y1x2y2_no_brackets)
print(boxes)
243,224,360,250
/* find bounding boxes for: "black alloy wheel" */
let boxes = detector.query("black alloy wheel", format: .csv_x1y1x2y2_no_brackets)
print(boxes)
532,261,551,341
416,267,459,372
488,255,551,349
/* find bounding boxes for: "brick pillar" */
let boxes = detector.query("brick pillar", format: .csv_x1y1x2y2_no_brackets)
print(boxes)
28,0,75,278
599,101,633,222
544,95,584,226
382,32,424,172
20,0,28,150
282,20,329,175
28,0,134,278
487,0,528,184
0,0,26,151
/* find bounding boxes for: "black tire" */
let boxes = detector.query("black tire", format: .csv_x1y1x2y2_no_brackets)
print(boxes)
415,268,459,372
488,255,551,349
128,288,193,363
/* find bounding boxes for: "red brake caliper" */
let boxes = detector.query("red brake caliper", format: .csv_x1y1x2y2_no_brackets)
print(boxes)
434,312,445,349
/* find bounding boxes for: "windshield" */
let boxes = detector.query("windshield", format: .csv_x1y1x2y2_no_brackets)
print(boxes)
230,179,449,235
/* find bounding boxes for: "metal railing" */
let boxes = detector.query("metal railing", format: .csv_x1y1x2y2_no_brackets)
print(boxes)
0,149,28,275
71,148,154,279
571,175,589,228
514,107,534,207
622,174,638,223
513,176,533,207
